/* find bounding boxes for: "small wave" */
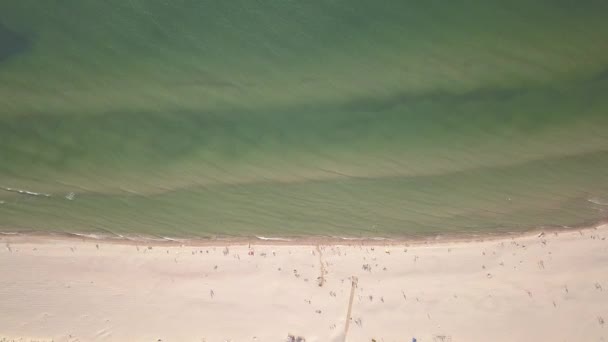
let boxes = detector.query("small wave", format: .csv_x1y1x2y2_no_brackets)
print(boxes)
161,236,189,243
68,232,104,239
2,186,51,197
588,198,608,206
331,236,392,241
255,236,292,242
370,237,392,241
333,236,364,241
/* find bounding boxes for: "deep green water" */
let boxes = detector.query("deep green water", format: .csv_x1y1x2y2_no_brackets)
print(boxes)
1,1,607,238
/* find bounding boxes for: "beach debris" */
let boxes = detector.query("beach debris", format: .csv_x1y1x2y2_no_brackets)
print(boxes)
293,269,300,278
248,249,254,256
210,289,214,298
286,334,306,342
214,265,218,270
315,309,322,314
402,291,407,300
537,232,545,238
564,285,569,293
486,273,493,279
329,291,337,297
598,316,605,326
538,260,545,269
433,335,452,342
595,282,603,291
65,192,76,200
223,247,229,256
362,264,371,272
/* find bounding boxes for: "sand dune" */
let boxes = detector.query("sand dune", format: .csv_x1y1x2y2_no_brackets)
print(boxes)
1,225,607,341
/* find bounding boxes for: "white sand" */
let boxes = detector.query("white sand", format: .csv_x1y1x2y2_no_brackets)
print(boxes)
1,225,607,342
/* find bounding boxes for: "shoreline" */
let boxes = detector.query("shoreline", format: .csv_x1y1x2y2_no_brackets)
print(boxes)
2,218,607,247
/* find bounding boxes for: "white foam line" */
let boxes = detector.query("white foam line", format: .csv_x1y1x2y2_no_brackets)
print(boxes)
588,198,608,206
69,233,104,239
332,236,364,241
161,236,189,243
2,186,51,197
331,236,393,241
255,236,292,242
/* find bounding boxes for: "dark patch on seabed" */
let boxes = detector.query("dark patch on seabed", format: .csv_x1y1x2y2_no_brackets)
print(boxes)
0,22,29,62
338,86,527,113
592,67,608,82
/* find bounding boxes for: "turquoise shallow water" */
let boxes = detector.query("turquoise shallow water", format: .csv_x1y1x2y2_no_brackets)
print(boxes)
1,1,607,238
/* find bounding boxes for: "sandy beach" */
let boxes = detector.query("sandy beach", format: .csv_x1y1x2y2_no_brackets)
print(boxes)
1,224,607,342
